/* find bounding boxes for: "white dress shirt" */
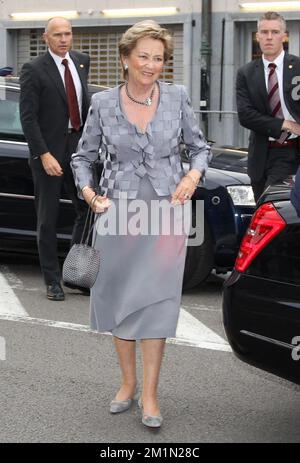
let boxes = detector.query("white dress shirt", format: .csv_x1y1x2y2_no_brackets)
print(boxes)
262,50,296,139
48,48,83,128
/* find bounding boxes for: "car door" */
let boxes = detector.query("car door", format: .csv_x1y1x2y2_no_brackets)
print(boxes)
0,80,36,239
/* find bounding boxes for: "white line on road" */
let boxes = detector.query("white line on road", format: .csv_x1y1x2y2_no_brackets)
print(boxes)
0,336,6,360
0,311,231,352
0,265,39,291
181,304,221,312
0,272,28,316
0,267,231,352
0,265,24,289
175,309,231,352
0,313,91,331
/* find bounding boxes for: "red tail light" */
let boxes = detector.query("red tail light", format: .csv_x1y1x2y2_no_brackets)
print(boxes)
235,202,286,272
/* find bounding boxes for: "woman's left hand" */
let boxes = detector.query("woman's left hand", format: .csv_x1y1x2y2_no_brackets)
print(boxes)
171,171,201,205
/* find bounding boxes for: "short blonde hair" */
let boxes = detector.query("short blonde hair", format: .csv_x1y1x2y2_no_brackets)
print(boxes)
119,20,173,80
257,11,286,32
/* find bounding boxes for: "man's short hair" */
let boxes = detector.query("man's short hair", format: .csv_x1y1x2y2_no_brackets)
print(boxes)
45,17,72,32
257,11,286,32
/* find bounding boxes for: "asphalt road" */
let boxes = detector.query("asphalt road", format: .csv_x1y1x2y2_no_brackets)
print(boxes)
0,254,299,443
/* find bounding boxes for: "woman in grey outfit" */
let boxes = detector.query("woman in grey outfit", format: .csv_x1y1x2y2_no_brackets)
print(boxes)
71,20,211,428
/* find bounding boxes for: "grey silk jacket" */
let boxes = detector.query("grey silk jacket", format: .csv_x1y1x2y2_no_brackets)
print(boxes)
71,81,211,199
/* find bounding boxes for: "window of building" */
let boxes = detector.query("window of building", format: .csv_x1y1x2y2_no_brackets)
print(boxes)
17,25,183,86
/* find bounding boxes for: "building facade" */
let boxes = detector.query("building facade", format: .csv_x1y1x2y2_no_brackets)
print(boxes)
0,0,299,147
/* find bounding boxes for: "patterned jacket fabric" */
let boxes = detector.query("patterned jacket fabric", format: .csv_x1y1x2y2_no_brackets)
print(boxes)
71,81,211,199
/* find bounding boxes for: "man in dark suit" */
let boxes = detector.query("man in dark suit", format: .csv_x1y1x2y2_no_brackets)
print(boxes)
236,11,300,202
20,17,90,300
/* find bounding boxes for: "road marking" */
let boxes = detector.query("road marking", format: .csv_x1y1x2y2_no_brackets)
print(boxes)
0,265,24,289
0,272,28,316
0,268,231,352
181,304,221,312
0,310,231,352
0,336,5,360
0,265,39,291
0,314,91,331
174,309,231,352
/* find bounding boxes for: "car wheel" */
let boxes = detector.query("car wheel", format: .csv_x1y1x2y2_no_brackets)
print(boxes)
183,218,214,290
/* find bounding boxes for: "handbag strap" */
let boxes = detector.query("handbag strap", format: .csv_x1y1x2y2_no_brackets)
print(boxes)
80,206,98,246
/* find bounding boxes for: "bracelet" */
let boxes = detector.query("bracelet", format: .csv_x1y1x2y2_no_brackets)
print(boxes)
185,173,199,187
89,194,99,208
81,185,94,194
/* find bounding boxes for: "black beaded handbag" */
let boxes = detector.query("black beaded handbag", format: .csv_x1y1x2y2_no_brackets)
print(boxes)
62,207,100,289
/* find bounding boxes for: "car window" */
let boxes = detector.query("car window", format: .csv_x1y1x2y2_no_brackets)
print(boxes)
0,86,24,140
213,151,247,162
0,80,108,143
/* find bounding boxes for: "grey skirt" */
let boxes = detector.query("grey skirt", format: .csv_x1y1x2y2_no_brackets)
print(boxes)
90,175,188,340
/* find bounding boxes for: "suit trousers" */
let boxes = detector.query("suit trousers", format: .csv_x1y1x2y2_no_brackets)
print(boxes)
30,131,88,285
251,144,300,202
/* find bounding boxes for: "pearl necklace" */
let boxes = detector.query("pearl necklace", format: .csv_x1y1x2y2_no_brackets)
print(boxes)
125,81,156,107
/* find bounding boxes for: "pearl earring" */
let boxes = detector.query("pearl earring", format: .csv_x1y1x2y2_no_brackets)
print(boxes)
124,64,128,71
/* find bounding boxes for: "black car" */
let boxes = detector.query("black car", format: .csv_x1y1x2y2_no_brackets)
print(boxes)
184,146,255,289
0,77,255,289
223,181,300,385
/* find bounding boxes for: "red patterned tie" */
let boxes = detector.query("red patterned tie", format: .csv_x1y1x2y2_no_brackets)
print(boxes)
268,63,288,144
62,58,81,131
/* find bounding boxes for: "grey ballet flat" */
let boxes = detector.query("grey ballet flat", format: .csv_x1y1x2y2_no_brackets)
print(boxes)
138,398,163,428
110,398,133,414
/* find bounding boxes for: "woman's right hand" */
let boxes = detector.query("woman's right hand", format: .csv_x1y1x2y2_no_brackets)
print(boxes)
90,195,111,214
82,186,111,213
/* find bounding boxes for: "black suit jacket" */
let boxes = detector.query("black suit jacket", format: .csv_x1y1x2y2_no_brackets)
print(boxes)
236,53,300,182
20,50,90,163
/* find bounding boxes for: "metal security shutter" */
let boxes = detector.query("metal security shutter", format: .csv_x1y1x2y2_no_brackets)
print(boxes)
17,24,183,85
17,29,46,72
167,24,183,84
72,27,125,86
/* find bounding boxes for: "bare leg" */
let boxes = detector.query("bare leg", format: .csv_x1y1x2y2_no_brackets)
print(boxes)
140,338,166,416
113,336,137,401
